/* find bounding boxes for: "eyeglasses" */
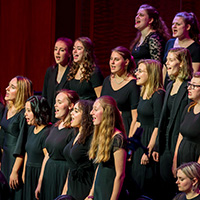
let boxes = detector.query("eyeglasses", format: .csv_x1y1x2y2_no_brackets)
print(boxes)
134,68,147,74
187,82,200,90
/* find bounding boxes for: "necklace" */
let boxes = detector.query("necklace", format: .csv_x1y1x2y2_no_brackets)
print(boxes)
114,73,128,84
114,77,125,84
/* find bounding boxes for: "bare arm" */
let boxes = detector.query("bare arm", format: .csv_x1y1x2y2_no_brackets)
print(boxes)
62,171,69,195
110,148,127,200
172,133,183,177
35,149,49,200
128,109,138,138
9,156,24,189
94,86,102,98
192,62,200,73
22,152,27,183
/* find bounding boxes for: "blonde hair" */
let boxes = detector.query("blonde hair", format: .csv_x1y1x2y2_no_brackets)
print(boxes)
55,89,79,128
89,96,126,163
168,47,193,81
138,59,163,99
177,162,200,190
11,76,33,112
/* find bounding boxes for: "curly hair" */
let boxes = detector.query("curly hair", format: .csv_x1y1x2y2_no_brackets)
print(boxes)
111,46,136,75
175,12,200,43
11,76,33,112
75,100,94,144
138,59,163,99
67,37,96,82
27,95,51,126
89,96,126,163
55,89,79,128
130,4,170,50
168,47,193,81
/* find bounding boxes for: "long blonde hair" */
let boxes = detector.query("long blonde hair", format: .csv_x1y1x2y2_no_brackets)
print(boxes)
89,96,126,163
138,59,163,99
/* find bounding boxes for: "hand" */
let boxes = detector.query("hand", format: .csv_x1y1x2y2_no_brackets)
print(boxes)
9,171,19,189
152,151,159,162
35,182,42,200
141,153,149,165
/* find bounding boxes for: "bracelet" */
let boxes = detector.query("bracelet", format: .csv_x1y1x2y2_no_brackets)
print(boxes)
88,196,94,199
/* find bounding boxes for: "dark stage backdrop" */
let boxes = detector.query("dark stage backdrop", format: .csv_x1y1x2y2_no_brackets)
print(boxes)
0,0,199,96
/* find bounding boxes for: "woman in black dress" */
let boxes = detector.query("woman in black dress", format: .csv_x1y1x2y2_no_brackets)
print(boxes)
152,47,193,200
130,4,170,66
86,96,127,200
42,37,73,123
173,162,200,200
35,89,79,200
62,100,94,200
101,46,140,136
67,37,104,100
0,76,32,200
173,72,200,176
23,96,51,200
131,59,165,199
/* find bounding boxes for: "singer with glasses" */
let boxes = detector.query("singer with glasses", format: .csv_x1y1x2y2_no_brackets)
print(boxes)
173,72,200,177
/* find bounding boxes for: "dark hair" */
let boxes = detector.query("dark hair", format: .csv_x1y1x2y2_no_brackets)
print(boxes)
68,37,96,82
175,12,200,43
76,100,94,144
111,46,136,75
130,4,170,50
27,95,51,126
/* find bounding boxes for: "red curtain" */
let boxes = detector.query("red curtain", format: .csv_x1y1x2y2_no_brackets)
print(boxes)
0,0,56,95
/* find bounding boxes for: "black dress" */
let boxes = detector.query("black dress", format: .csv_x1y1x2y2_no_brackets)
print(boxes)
94,133,126,200
23,125,51,200
177,105,200,166
0,108,28,200
63,134,95,200
40,125,74,200
131,90,165,199
42,65,70,123
131,32,165,66
68,66,104,100
101,76,140,136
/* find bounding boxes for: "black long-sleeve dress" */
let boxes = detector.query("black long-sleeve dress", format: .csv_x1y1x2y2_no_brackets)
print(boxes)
42,65,70,123
0,108,28,200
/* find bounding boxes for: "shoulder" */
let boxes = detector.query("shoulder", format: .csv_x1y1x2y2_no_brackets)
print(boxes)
172,192,186,200
153,89,165,97
112,132,126,150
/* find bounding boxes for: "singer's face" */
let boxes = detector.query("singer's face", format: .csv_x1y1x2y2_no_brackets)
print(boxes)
25,101,35,125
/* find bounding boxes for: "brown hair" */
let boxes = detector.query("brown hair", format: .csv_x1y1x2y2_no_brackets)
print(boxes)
67,37,96,82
